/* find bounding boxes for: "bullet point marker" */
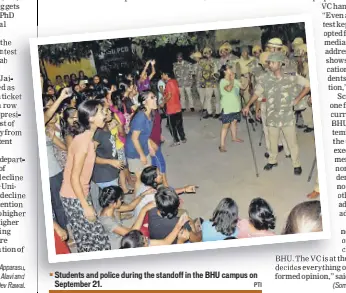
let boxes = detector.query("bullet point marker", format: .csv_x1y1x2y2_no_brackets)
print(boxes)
49,273,53,276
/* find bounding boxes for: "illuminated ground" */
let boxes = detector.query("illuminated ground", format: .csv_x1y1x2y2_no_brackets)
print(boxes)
161,110,318,234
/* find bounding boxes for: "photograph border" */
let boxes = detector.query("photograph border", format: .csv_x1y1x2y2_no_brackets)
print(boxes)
30,13,330,263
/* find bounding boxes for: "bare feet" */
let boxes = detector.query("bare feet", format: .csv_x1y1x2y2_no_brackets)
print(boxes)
307,191,320,199
219,146,227,152
232,138,244,143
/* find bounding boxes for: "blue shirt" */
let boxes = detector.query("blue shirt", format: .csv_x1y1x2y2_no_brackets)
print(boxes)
202,220,238,242
125,111,153,159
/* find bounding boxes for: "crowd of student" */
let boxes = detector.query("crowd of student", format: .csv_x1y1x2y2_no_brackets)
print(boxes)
40,54,321,255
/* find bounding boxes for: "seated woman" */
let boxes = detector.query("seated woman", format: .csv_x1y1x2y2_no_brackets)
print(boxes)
98,185,156,249
202,198,239,242
282,200,322,234
134,166,197,218
237,198,276,238
148,187,202,244
120,215,190,249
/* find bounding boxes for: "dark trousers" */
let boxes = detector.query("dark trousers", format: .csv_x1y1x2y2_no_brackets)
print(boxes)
167,111,186,142
50,171,68,229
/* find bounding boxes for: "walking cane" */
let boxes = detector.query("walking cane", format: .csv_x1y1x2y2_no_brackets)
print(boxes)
241,96,259,178
259,130,264,146
307,155,317,182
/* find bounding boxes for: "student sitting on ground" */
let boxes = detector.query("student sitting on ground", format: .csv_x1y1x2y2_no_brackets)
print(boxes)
120,214,190,249
98,186,156,249
148,187,202,244
133,166,198,218
282,200,322,234
237,197,276,238
202,198,239,241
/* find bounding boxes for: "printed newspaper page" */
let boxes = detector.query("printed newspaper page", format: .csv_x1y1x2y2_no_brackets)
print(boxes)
1,0,346,292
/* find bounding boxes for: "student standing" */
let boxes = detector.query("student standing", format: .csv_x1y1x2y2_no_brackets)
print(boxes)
218,64,243,153
60,100,111,253
161,71,186,146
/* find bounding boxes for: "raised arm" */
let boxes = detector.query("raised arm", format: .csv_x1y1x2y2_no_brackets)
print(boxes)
44,90,69,124
140,61,151,78
149,60,156,80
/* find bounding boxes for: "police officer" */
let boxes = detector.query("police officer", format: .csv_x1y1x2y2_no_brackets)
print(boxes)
190,51,205,113
252,45,263,60
238,46,256,104
200,47,220,119
250,45,263,89
265,37,283,52
242,52,310,175
292,37,304,52
254,52,290,159
218,42,239,68
173,52,195,112
294,43,314,133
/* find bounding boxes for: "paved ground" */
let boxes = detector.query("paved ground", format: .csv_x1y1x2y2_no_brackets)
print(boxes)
67,109,318,252
160,110,318,235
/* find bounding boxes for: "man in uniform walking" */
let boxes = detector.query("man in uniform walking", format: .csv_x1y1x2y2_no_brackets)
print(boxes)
253,52,291,159
173,52,195,112
242,52,310,175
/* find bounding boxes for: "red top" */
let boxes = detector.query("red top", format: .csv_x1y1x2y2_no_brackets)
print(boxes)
164,79,181,115
149,110,162,146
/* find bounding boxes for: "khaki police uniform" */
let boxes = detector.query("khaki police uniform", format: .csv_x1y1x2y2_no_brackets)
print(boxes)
294,45,313,129
253,56,290,157
238,55,256,104
254,67,309,167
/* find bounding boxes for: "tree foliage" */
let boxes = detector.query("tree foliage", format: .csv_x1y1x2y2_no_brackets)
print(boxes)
38,24,305,69
132,32,198,48
38,40,115,66
260,23,306,45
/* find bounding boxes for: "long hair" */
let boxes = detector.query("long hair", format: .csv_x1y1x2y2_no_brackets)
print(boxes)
111,91,123,110
130,90,153,125
248,198,276,230
99,186,124,209
74,99,103,135
60,107,78,138
283,200,322,235
210,198,239,236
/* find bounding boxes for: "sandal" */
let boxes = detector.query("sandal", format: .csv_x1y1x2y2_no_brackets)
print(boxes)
219,146,227,152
